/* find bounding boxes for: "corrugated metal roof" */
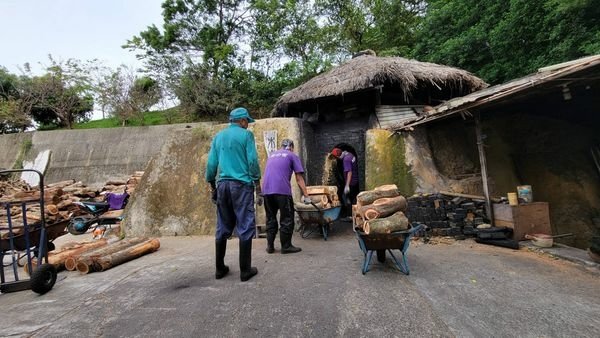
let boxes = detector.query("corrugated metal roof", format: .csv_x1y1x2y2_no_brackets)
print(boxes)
374,105,423,128
390,54,600,131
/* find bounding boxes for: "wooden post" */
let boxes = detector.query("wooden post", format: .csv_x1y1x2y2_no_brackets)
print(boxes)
474,112,493,225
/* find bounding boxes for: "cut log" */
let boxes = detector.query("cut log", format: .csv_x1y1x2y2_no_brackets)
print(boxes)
46,204,59,215
359,195,407,220
46,180,76,189
439,190,502,203
294,201,324,211
356,186,399,206
105,180,127,186
364,211,409,235
76,237,148,274
374,184,398,191
95,239,160,272
56,199,73,209
309,194,329,205
24,239,108,274
306,185,337,196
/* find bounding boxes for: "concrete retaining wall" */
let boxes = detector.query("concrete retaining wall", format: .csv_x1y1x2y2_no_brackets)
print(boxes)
0,132,32,170
0,123,203,187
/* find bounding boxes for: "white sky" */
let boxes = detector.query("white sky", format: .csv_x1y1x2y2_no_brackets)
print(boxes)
0,0,166,119
0,0,164,73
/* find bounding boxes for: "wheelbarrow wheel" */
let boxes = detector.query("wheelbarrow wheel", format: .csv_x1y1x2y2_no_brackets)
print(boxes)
31,264,57,295
377,250,386,263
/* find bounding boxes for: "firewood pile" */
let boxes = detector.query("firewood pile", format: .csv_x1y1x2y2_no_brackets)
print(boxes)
294,185,342,210
0,171,143,239
353,184,410,235
25,237,160,275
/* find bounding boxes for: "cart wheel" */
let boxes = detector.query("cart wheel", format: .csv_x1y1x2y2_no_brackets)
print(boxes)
31,264,57,295
377,250,386,263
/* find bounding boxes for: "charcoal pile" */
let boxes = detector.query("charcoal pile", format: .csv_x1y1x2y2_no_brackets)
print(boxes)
405,193,490,238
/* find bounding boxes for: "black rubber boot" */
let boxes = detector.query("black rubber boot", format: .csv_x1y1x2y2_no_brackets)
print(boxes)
266,233,275,254
215,239,229,279
280,232,302,254
239,240,258,282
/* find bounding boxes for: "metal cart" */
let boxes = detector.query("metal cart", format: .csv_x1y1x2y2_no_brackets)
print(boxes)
1,169,62,294
354,223,423,275
296,205,342,241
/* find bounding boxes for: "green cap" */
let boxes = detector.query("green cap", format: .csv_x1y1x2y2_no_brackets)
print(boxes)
229,107,255,123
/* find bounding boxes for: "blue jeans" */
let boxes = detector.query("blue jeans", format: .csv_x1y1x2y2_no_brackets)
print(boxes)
216,180,256,241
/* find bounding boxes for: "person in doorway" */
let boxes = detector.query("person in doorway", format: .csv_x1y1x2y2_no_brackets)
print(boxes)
262,139,311,254
331,147,360,206
206,107,261,282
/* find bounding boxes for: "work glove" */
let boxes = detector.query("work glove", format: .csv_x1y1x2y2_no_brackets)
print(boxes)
302,196,312,205
256,193,264,207
344,185,350,195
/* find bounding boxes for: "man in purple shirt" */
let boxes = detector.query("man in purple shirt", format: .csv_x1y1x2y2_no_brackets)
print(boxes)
331,147,360,206
262,139,311,254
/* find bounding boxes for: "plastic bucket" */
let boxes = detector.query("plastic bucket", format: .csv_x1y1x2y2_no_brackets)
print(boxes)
517,185,533,203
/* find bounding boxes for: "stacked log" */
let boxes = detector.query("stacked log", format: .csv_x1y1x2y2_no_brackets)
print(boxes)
0,171,143,239
24,238,109,273
353,184,410,234
75,237,160,274
295,185,341,210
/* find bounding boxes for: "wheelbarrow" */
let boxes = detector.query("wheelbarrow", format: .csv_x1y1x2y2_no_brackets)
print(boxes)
296,204,342,241
1,169,62,294
354,223,423,275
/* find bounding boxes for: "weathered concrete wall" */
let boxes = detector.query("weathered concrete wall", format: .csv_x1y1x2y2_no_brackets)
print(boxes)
124,118,306,237
366,128,482,197
365,129,416,195
0,132,32,170
0,124,201,187
484,114,600,249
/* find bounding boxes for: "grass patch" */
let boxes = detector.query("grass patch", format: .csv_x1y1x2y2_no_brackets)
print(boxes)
74,107,192,129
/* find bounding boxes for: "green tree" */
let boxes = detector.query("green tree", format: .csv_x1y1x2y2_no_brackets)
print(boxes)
93,66,162,126
413,0,600,84
0,67,33,133
29,58,94,129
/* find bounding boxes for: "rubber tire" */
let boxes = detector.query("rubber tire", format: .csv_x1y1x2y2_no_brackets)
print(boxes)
377,250,386,263
30,264,57,295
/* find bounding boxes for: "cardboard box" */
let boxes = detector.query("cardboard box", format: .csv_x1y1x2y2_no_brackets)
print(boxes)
493,202,551,240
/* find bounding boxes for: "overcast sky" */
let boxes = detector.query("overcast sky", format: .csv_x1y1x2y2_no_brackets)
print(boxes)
0,0,164,74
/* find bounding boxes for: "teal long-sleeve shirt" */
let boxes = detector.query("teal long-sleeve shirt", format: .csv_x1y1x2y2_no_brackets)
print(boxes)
205,124,261,184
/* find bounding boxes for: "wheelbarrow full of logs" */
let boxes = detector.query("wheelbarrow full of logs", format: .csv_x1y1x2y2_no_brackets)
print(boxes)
295,203,342,241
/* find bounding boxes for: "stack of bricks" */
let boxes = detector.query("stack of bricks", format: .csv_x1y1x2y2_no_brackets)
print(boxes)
405,193,489,237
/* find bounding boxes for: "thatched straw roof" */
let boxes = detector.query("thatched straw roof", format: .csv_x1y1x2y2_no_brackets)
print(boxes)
273,55,487,116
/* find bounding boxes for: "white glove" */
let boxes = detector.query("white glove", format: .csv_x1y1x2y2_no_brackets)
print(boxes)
344,185,350,195
302,196,312,205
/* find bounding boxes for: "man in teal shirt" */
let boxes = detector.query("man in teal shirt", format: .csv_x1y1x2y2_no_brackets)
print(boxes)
206,107,261,282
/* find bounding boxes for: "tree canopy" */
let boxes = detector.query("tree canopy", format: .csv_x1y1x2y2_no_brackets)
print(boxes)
2,0,599,132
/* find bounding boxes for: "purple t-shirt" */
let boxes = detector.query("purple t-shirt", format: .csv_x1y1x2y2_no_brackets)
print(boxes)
342,152,359,186
262,149,304,196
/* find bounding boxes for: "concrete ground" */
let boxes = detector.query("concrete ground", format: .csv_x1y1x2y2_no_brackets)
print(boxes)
1,222,599,338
